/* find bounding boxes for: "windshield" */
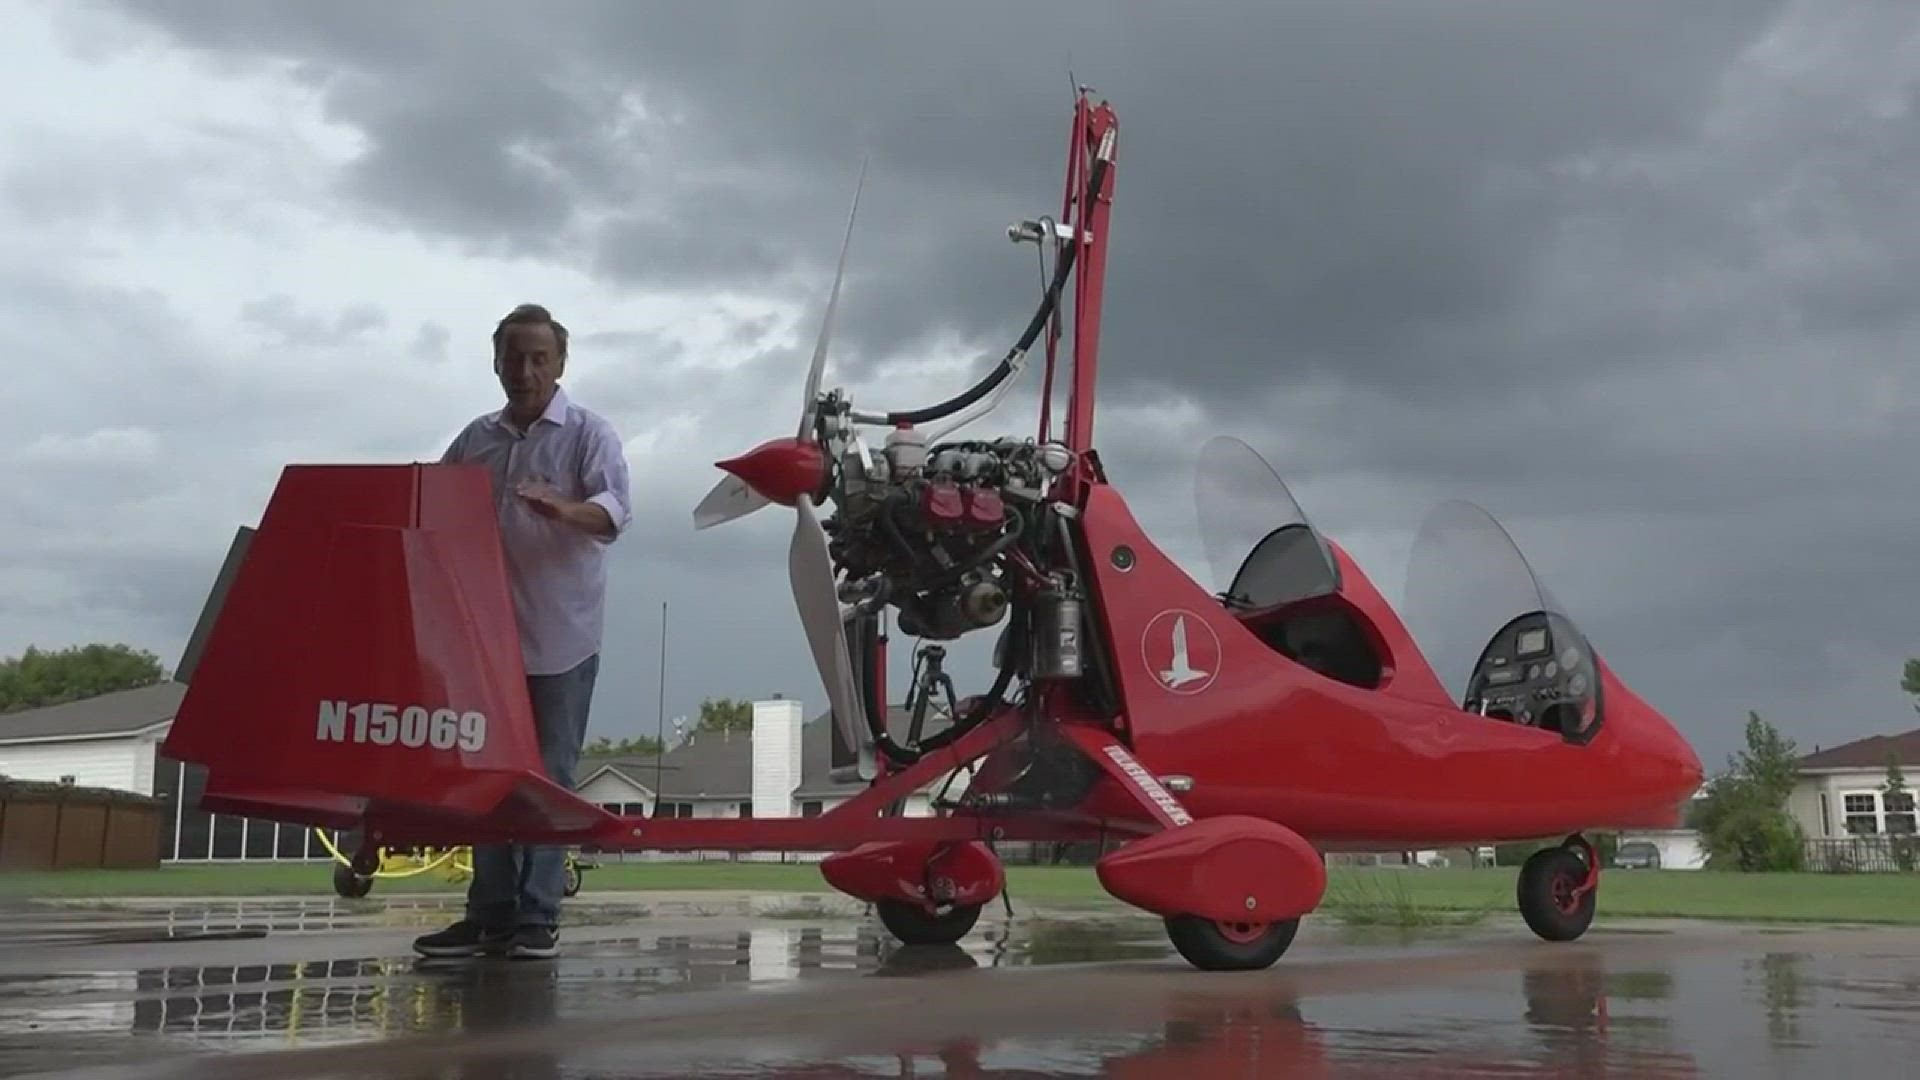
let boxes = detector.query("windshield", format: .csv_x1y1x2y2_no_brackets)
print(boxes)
1193,435,1340,610
1401,499,1602,742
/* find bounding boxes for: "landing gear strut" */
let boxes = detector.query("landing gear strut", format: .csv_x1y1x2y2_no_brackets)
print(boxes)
1517,834,1599,942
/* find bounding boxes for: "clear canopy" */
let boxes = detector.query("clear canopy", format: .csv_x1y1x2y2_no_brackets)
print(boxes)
1193,435,1340,611
1400,499,1598,730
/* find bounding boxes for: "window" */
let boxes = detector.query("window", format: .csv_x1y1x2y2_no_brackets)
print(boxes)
801,801,823,817
1885,790,1916,835
1820,792,1832,837
1844,792,1879,835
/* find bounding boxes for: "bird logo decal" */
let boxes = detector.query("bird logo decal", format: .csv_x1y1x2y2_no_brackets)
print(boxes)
1142,609,1221,695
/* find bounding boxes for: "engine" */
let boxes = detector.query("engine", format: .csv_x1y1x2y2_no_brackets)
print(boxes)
825,424,1076,645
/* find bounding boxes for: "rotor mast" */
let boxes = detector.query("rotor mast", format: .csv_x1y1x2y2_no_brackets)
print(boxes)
1057,92,1118,466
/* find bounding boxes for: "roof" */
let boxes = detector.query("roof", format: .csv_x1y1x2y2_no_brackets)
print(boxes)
1797,727,1920,772
0,681,185,744
578,704,946,801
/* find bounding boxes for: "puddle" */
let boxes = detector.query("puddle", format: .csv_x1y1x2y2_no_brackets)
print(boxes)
0,898,1916,1077
0,906,1179,1055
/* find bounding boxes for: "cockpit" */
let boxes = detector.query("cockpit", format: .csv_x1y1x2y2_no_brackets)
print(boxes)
1215,524,1384,690
1195,436,1604,744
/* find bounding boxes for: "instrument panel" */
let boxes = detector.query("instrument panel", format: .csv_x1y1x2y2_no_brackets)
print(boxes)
1462,612,1600,740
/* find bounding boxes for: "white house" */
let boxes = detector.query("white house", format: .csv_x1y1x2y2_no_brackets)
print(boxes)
0,682,180,795
1788,727,1919,840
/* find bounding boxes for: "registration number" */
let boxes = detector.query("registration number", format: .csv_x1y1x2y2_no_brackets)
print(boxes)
316,701,487,752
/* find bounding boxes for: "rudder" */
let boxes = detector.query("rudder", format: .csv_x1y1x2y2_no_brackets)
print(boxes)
163,463,620,845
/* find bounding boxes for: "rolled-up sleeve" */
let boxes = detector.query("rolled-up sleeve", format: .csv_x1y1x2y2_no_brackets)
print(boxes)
580,418,633,542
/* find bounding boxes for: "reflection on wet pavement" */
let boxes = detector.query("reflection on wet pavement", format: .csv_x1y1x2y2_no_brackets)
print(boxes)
0,896,1915,1077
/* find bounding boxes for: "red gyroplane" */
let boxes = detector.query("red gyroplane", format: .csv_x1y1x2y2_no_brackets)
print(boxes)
162,91,1703,971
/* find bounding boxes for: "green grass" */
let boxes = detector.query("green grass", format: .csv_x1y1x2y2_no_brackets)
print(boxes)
4,862,1918,925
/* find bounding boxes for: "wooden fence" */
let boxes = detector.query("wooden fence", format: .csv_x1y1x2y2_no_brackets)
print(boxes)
0,776,164,870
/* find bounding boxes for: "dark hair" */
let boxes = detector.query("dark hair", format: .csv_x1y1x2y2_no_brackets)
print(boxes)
493,303,568,358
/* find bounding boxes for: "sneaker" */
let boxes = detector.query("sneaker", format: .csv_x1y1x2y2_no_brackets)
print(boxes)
507,924,559,960
413,919,512,958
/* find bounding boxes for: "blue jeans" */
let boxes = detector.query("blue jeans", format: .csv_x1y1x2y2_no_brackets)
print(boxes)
465,652,598,930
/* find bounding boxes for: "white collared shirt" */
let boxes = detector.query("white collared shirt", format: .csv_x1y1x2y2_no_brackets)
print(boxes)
441,384,633,675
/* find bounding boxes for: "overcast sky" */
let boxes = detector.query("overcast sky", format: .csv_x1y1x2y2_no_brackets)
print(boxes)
8,0,1918,770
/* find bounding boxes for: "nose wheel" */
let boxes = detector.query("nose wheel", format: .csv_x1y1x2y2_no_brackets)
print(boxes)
1517,835,1599,942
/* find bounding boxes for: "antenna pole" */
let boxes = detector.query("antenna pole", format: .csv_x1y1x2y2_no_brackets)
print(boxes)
655,600,667,816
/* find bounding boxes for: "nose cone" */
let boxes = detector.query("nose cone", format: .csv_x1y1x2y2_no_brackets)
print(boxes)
716,437,827,506
1601,665,1705,823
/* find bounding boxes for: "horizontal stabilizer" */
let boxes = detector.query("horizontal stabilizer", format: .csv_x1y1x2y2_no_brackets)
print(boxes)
163,463,610,842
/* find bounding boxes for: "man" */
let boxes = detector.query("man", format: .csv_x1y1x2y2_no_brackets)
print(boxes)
413,303,632,961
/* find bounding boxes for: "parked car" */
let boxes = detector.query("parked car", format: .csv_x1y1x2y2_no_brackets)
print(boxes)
1613,839,1662,869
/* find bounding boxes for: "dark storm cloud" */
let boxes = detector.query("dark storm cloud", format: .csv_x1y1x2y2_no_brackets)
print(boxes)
240,294,387,346
107,0,1779,387
91,0,1920,765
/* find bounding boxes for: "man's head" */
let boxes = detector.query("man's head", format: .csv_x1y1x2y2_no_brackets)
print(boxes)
492,303,569,422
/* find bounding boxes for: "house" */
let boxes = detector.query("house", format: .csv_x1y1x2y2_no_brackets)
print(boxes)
1787,727,1919,840
0,682,181,795
575,698,968,859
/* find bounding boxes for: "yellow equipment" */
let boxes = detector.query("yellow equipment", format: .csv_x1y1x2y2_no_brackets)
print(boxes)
316,829,591,899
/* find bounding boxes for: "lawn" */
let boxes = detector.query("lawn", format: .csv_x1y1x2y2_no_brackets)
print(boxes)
3,861,1917,925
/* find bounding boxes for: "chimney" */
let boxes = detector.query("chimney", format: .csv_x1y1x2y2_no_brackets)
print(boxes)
751,697,804,826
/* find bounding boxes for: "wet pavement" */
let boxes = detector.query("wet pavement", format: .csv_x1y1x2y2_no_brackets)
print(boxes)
0,891,1916,1077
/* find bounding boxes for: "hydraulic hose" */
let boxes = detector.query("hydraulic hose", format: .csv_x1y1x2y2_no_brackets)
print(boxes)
885,154,1109,427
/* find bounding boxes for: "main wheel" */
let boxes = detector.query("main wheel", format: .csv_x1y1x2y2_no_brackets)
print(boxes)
1165,915,1300,971
563,862,583,898
332,862,373,899
1518,844,1597,941
875,900,982,946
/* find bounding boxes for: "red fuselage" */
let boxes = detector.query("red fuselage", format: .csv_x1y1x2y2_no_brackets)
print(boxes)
1067,484,1704,849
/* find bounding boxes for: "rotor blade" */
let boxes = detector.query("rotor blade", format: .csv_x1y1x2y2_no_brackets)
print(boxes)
788,493,869,751
691,473,770,530
798,156,868,440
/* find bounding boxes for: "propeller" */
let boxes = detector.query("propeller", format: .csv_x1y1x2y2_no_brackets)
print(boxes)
691,158,866,530
691,158,871,750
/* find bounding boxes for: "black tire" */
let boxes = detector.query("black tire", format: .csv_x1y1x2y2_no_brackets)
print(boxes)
1518,845,1596,941
1164,915,1300,971
875,900,982,946
564,862,582,898
332,862,373,899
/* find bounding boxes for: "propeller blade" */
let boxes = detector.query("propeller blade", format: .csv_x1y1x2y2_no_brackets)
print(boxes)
798,156,868,441
788,492,869,752
691,473,771,530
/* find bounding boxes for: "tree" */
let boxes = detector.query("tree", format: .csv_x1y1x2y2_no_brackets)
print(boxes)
1696,711,1806,872
0,644,166,714
697,697,754,734
1903,658,1920,712
583,734,665,757
1883,752,1916,870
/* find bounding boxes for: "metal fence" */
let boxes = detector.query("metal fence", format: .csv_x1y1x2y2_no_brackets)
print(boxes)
1803,836,1919,873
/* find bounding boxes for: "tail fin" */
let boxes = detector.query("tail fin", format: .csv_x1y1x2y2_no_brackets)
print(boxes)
164,463,622,846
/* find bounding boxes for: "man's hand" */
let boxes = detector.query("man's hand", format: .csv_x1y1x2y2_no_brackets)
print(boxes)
515,479,615,539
